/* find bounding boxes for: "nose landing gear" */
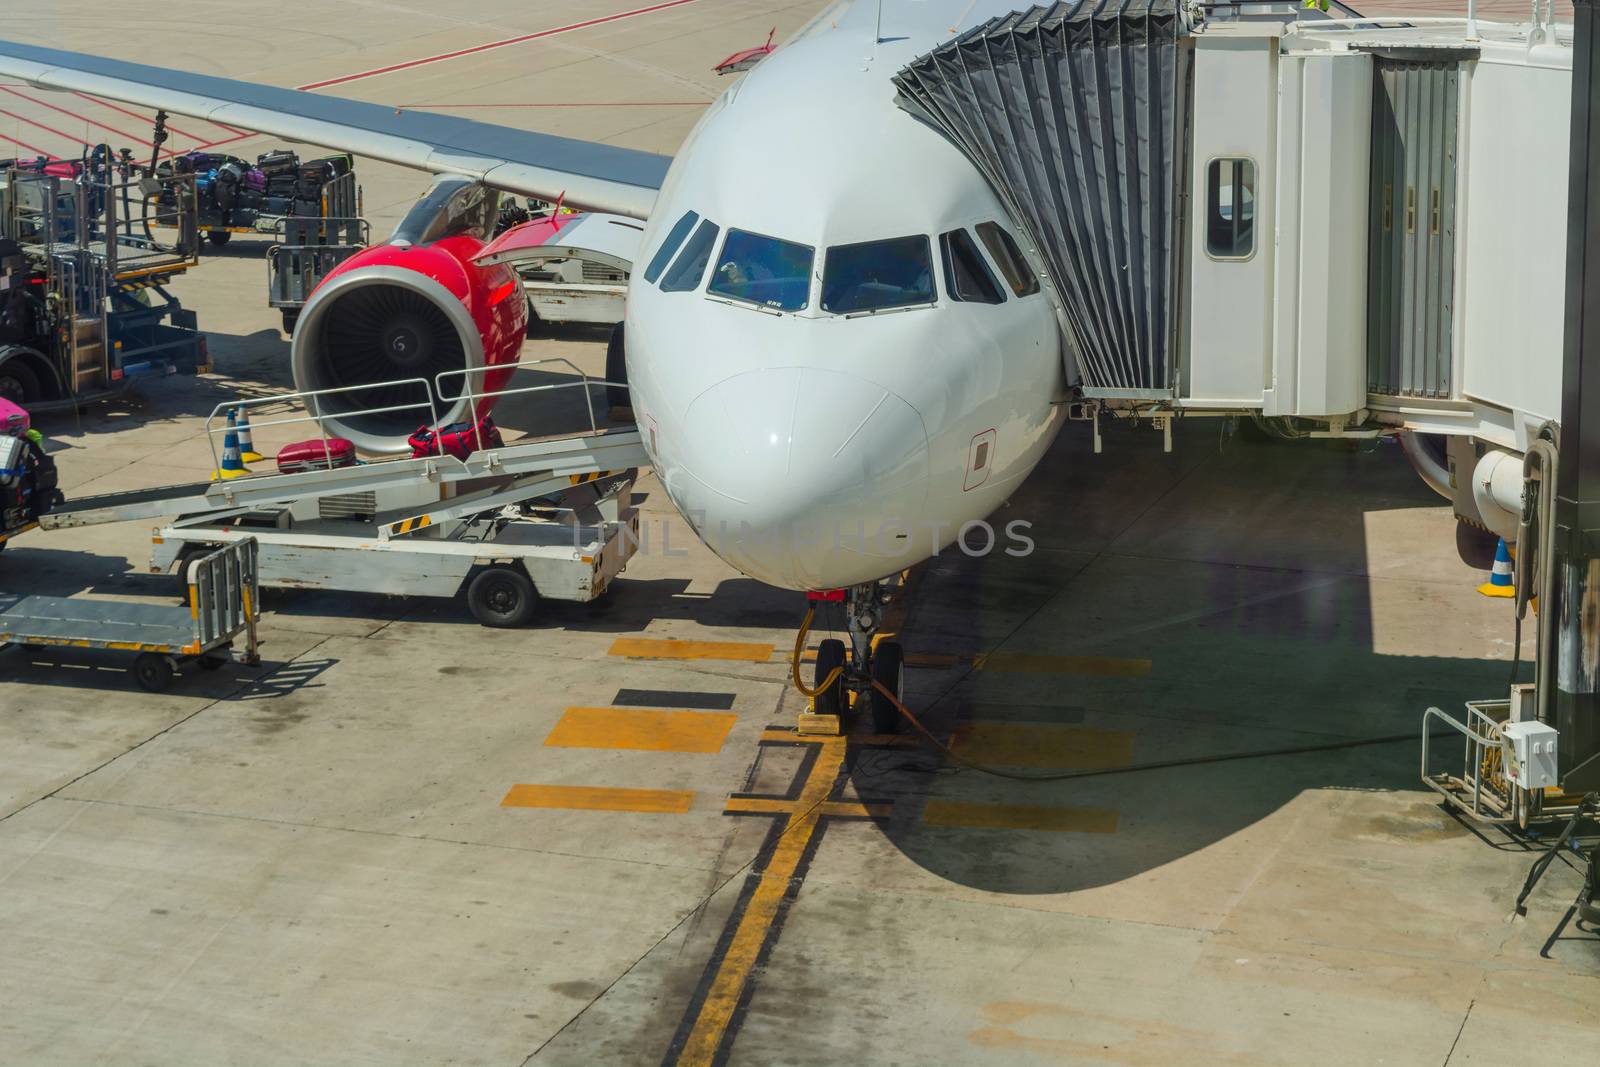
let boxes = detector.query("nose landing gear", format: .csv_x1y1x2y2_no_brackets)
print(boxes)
796,582,907,735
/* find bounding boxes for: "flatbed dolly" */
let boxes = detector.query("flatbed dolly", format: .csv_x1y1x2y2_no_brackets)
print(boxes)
1,538,260,691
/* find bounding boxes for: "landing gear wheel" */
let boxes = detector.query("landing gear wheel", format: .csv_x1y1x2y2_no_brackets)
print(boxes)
813,638,848,717
869,641,905,734
207,230,231,248
133,653,175,692
467,566,537,628
198,653,229,671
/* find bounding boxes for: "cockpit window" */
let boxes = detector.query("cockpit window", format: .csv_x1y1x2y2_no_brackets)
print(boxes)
660,219,720,292
821,236,935,314
975,221,1040,297
643,210,699,284
708,229,814,311
940,228,1005,305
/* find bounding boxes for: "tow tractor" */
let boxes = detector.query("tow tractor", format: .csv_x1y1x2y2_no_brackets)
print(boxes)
38,362,646,627
0,147,206,409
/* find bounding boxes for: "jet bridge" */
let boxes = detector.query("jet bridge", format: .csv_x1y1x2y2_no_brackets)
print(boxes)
893,2,1572,453
893,0,1191,398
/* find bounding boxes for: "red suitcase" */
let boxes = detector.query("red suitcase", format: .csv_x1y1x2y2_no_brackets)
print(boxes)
277,437,356,474
408,417,503,461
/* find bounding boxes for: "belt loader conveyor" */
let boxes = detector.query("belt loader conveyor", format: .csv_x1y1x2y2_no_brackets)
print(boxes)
22,366,651,628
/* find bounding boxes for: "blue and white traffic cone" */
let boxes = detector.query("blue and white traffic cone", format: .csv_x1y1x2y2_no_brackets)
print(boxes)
1478,537,1515,598
211,410,251,481
235,405,264,463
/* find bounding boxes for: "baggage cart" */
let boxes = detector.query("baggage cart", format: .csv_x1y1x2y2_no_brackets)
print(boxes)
1,538,261,690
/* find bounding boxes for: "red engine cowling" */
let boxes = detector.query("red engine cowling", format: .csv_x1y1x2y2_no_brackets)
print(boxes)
290,232,527,454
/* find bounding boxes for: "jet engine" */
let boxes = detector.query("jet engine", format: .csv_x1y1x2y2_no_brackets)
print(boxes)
290,179,528,453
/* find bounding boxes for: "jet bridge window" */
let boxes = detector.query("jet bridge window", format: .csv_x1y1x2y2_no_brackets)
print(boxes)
974,222,1040,297
940,228,1005,304
660,219,721,292
1205,158,1256,260
643,210,700,283
821,236,935,314
708,229,814,311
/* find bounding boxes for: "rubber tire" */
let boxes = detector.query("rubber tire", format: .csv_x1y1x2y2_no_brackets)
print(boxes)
467,566,537,628
207,230,231,248
604,322,630,415
281,309,301,335
172,546,211,599
133,653,175,692
198,653,229,671
869,641,906,735
813,638,847,717
0,358,40,405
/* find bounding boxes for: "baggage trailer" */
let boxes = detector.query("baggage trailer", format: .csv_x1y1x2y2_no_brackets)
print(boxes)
0,538,261,691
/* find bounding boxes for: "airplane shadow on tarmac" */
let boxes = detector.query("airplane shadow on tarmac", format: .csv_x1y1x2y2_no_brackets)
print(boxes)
848,419,1520,896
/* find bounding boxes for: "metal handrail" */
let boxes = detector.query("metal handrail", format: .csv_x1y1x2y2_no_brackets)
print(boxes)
433,357,630,453
201,359,630,477
201,379,440,476
1421,703,1518,826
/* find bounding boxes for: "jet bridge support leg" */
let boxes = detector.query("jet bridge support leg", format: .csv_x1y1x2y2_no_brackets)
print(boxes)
1552,0,1600,795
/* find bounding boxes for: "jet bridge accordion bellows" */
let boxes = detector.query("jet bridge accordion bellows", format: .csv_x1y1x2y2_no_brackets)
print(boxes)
893,0,1192,395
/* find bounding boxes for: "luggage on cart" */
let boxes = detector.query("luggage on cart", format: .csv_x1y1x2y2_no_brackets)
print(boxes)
408,417,503,462
276,437,357,474
256,149,299,177
0,397,27,436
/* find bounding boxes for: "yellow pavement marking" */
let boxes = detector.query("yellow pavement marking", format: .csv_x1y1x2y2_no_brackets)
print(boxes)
544,707,737,754
922,799,1120,834
950,722,1135,770
501,784,695,814
608,637,775,662
973,651,1152,677
724,795,891,819
678,734,849,1063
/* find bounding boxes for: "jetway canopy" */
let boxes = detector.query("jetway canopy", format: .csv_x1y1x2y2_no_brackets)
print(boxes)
893,0,1191,396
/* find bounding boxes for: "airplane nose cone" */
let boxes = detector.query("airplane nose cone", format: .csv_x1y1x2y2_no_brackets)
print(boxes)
677,368,930,589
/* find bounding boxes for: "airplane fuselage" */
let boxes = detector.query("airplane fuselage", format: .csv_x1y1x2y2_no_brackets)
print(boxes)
626,0,1065,591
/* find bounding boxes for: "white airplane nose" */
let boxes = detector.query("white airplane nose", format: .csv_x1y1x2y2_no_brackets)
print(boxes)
676,367,930,589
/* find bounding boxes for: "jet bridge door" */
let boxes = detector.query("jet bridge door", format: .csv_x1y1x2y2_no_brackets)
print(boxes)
1367,57,1460,399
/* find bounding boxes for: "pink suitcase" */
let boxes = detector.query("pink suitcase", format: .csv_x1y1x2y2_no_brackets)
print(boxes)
0,397,29,437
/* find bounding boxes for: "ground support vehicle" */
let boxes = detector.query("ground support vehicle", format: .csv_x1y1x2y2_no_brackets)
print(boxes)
0,160,204,409
0,537,260,691
40,364,646,627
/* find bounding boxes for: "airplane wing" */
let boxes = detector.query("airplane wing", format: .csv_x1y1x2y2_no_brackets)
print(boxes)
0,39,672,220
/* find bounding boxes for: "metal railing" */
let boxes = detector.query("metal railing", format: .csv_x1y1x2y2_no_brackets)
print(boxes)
202,379,441,477
200,362,630,480
1421,701,1519,826
184,537,260,660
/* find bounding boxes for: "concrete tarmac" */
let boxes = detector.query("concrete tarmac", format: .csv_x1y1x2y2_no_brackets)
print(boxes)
1,2,1598,1065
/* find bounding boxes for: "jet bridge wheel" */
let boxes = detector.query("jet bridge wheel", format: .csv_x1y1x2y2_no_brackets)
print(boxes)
813,638,848,716
207,230,231,248
869,641,905,735
467,565,538,628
